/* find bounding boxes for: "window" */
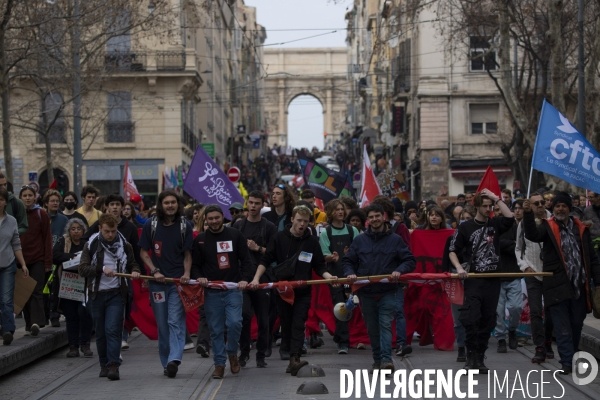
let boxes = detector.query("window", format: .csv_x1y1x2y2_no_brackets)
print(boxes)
40,92,66,144
469,36,496,71
107,92,133,142
470,104,499,135
181,99,197,150
106,9,132,71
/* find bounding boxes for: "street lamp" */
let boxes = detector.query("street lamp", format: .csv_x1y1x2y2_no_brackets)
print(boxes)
148,2,155,14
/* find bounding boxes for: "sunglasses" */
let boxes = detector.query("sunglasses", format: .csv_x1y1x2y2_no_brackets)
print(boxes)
274,184,286,190
229,209,242,215
532,201,542,206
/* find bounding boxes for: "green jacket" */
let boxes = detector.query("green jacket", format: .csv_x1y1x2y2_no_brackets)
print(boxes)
6,192,28,234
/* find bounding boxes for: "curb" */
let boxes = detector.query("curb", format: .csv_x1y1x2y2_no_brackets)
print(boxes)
580,331,600,359
0,327,68,377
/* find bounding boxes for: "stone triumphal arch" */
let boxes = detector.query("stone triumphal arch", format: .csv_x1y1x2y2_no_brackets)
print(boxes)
263,48,348,149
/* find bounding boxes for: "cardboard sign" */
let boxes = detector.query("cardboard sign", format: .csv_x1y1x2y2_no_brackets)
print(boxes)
14,268,37,315
58,271,86,301
62,253,82,271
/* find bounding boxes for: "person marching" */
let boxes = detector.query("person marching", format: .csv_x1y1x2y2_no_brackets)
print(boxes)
232,191,277,368
249,205,338,376
192,204,254,379
449,189,514,374
318,199,360,354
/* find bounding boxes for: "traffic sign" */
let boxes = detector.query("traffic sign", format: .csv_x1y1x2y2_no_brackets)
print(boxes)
201,143,215,157
227,167,241,183
28,181,40,193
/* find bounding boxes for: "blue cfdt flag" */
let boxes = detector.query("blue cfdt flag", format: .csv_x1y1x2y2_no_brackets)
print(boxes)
532,100,600,193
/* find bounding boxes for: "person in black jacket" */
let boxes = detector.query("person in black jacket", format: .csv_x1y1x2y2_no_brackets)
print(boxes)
52,218,93,358
249,205,338,376
192,204,254,380
523,192,600,374
262,184,295,232
494,200,523,354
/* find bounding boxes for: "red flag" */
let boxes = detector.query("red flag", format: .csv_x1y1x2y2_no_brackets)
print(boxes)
314,198,325,212
123,161,141,202
476,166,501,198
174,280,205,312
49,178,57,189
360,145,381,206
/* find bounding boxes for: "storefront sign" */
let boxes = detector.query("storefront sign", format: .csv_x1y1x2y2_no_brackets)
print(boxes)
202,143,215,157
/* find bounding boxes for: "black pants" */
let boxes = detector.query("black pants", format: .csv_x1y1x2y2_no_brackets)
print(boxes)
196,304,211,349
277,291,311,356
459,279,501,353
24,261,47,330
239,289,271,359
329,286,350,347
269,289,283,349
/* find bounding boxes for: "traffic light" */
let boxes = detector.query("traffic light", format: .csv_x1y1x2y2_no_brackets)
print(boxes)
57,173,67,194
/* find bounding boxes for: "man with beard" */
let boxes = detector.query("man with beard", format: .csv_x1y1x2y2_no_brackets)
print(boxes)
193,204,254,379
232,191,277,368
523,192,600,374
139,190,193,378
342,203,416,372
449,189,514,374
249,205,337,376
516,193,553,363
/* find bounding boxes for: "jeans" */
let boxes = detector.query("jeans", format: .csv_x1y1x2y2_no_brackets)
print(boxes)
494,279,523,340
149,282,186,368
361,291,396,363
525,277,545,347
204,289,243,367
549,294,587,367
89,290,123,367
24,261,46,329
395,287,407,347
276,291,311,356
62,298,93,347
0,261,17,333
240,289,270,359
460,279,501,353
330,286,350,347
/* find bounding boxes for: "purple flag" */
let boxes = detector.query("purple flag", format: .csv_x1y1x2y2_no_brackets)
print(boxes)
183,146,244,221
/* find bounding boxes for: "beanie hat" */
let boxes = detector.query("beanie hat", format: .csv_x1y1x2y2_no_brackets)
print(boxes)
551,191,572,211
405,201,418,213
391,197,403,214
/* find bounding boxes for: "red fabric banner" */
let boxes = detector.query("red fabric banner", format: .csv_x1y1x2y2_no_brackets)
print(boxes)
477,166,501,198
174,279,205,313
405,229,457,351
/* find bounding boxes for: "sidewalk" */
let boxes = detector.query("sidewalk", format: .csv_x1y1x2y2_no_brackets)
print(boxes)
582,314,600,359
0,318,67,376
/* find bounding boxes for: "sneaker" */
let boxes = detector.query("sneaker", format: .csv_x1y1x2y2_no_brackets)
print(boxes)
66,346,80,358
457,346,466,362
239,353,249,367
99,365,108,378
396,344,412,357
119,353,123,362
107,363,120,380
545,342,554,359
166,361,178,378
81,344,93,358
337,345,349,354
30,324,40,337
508,331,518,350
212,365,225,379
256,359,267,368
309,333,322,348
121,341,129,350
275,338,281,346
184,342,195,351
558,364,572,375
2,332,13,345
497,339,507,353
532,346,546,364
356,343,366,350
196,343,209,358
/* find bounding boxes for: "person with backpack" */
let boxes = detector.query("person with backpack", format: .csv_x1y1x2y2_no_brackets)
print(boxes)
232,191,277,368
138,190,193,378
0,173,28,234
318,199,359,355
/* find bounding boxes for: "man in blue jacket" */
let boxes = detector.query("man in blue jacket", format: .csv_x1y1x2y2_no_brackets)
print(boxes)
342,203,416,372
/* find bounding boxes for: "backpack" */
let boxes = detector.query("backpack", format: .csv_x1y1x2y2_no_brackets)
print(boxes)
150,215,187,244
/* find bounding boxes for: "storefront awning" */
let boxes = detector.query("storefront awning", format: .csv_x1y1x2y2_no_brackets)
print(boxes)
451,166,512,178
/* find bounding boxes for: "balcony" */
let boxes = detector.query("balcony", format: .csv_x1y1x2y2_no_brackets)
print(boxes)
182,123,198,150
106,122,135,143
156,51,186,71
104,51,147,72
38,122,66,144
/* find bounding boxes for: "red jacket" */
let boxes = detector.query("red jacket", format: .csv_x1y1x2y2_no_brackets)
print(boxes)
20,207,52,271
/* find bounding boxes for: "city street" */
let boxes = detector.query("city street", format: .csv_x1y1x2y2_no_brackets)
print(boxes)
2,322,600,400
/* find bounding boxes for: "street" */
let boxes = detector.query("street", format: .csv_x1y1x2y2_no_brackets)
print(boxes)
2,325,600,400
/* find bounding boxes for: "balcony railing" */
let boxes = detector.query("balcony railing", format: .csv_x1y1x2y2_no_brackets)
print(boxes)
182,123,198,150
38,123,66,144
156,51,186,71
106,122,135,143
104,51,147,72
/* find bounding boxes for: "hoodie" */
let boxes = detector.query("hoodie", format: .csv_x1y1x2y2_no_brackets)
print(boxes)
6,192,28,234
20,205,52,270
342,223,416,295
260,225,328,295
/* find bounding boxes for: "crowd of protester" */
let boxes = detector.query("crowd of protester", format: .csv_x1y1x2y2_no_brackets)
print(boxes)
1,169,598,380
